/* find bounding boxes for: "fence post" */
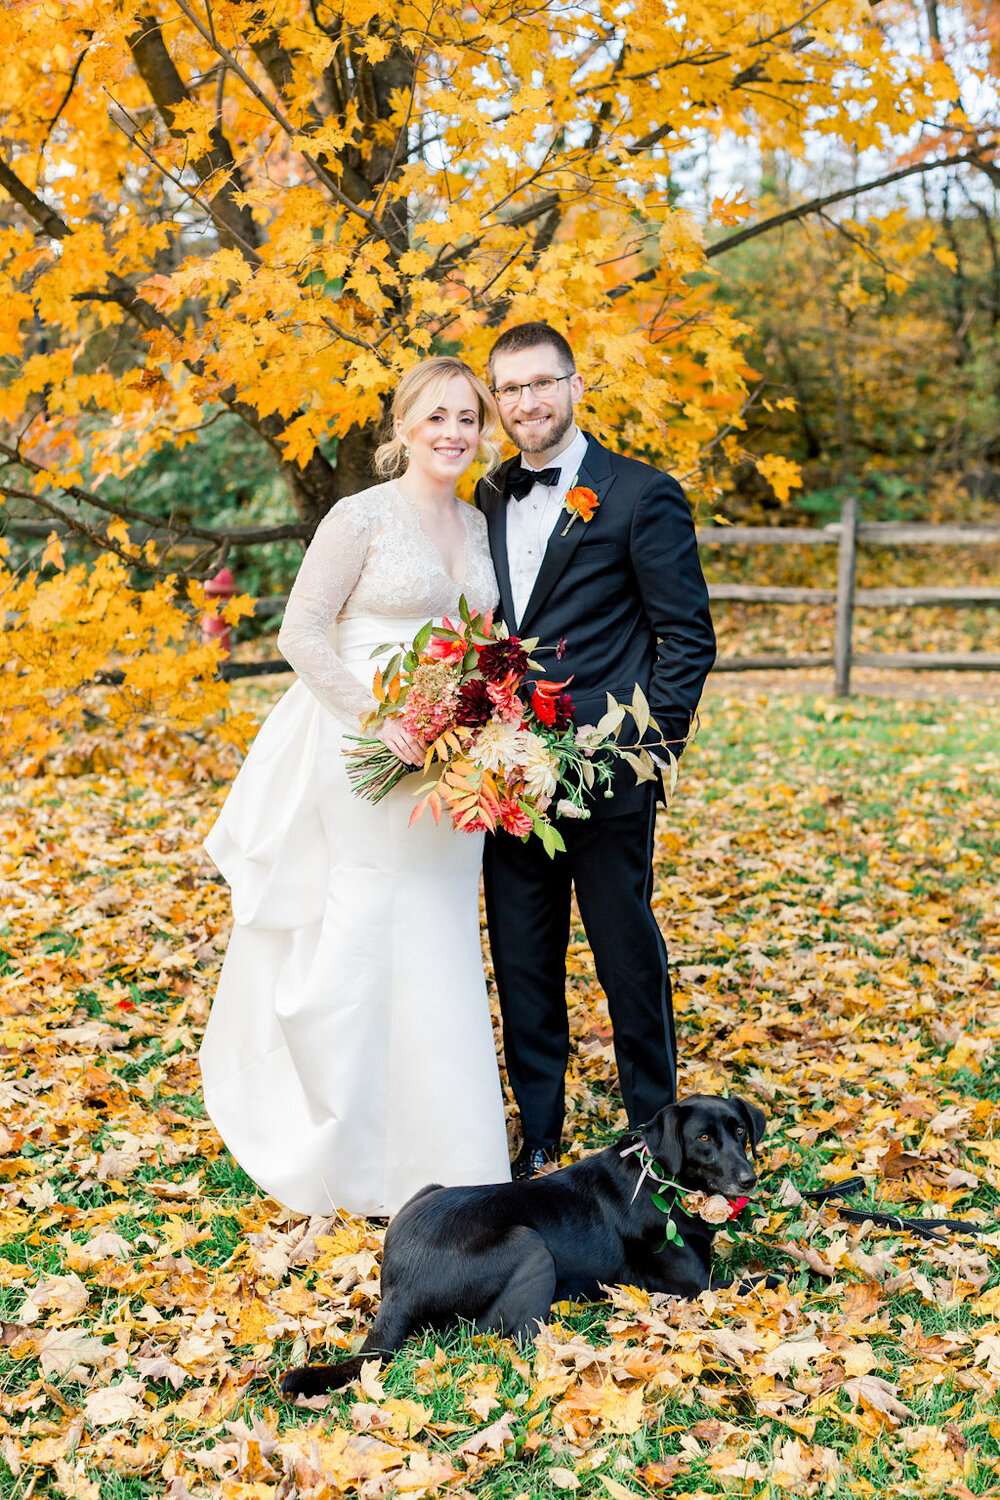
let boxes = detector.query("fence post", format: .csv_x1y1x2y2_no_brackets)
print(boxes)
833,495,858,697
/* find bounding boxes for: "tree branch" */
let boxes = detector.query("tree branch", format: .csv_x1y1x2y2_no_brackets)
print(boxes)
0,481,220,579
127,12,264,255
244,14,378,209
0,155,187,341
704,148,993,258
0,157,341,520
106,95,264,266
605,148,993,302
169,0,393,245
40,39,93,151
0,157,73,244
1,491,314,546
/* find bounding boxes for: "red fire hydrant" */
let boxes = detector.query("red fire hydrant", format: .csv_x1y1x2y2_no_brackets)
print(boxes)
202,565,236,657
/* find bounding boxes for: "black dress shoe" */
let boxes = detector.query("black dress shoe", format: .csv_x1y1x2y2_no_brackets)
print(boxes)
511,1140,561,1181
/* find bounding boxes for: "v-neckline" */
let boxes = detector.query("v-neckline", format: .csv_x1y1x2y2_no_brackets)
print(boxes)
391,483,469,587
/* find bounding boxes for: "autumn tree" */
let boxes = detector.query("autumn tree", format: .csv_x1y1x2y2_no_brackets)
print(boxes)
713,177,1000,517
0,0,996,750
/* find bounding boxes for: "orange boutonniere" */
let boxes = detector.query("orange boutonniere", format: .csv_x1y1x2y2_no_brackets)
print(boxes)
561,485,599,536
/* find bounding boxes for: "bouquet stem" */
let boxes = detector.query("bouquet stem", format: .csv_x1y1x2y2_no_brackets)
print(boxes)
343,736,412,803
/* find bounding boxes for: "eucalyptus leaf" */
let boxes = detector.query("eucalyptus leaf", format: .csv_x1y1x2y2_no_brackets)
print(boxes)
666,747,679,798
631,684,650,739
621,750,657,783
596,704,626,738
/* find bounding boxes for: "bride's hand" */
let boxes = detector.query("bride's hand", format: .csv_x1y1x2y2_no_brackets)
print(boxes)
378,720,427,766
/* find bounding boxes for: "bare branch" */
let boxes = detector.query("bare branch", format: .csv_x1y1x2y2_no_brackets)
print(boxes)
0,481,219,579
704,148,995,257
1,493,314,547
40,38,93,151
603,148,993,302
626,122,672,155
0,441,315,547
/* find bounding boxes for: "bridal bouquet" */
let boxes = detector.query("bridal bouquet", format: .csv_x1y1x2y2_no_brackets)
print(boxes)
343,599,679,855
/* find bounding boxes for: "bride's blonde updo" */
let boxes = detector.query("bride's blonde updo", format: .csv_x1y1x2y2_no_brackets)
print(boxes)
374,356,501,477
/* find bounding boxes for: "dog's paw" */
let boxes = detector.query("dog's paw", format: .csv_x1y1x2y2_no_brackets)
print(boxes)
280,1353,371,1397
280,1363,337,1398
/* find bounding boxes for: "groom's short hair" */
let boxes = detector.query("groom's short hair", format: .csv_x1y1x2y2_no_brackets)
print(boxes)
488,322,576,383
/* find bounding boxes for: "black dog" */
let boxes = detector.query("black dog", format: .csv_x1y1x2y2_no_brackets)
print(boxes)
281,1094,765,1398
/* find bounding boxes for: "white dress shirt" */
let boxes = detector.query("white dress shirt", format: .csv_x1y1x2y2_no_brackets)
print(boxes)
506,426,590,627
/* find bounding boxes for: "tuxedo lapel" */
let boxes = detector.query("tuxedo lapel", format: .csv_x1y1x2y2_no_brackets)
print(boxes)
518,434,615,636
479,460,517,627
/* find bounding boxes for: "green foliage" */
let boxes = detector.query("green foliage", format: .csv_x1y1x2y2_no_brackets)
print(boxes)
715,194,1000,522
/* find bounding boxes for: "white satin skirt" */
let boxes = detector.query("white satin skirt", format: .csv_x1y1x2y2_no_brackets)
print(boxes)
199,614,511,1216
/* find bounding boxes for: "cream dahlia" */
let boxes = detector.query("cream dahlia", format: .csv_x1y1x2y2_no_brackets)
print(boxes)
471,719,523,773
517,731,560,801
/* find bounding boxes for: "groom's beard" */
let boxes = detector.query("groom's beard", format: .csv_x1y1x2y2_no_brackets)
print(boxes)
501,401,574,455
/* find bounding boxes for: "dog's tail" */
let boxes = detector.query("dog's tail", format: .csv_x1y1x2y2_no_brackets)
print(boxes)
280,1350,387,1398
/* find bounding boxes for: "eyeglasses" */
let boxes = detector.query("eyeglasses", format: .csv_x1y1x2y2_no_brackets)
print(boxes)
492,374,573,405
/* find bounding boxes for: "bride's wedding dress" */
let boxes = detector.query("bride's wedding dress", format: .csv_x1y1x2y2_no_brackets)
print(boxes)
199,482,511,1217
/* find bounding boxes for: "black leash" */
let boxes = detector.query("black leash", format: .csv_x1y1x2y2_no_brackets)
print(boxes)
799,1177,988,1243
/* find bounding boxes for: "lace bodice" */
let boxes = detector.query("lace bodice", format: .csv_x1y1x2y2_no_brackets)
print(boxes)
277,481,499,725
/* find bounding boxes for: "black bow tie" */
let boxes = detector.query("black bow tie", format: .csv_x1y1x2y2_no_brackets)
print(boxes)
505,465,560,501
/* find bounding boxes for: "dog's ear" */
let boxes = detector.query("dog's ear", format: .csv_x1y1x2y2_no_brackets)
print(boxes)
734,1096,767,1157
643,1105,684,1175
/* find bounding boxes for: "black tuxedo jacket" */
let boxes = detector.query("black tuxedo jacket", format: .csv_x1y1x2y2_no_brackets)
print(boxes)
475,434,716,817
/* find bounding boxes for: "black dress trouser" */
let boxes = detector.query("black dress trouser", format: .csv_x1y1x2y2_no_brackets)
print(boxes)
483,789,676,1145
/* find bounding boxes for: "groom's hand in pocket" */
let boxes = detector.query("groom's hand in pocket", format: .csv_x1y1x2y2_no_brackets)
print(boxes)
378,719,427,767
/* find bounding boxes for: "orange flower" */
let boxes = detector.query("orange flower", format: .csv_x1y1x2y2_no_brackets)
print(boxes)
498,797,534,837
530,677,575,729
425,636,466,663
561,485,599,534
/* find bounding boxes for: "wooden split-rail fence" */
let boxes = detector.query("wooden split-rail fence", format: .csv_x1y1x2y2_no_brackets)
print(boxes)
700,498,1000,695
9,497,1000,697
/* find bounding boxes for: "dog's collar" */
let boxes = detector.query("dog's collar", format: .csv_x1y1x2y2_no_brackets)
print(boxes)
620,1140,750,1221
620,1140,686,1247
619,1139,681,1203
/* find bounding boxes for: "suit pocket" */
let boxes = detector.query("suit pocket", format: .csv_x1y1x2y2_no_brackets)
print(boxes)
575,542,619,562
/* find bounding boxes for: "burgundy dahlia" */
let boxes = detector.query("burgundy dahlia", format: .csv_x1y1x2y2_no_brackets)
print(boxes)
457,676,493,728
477,637,529,682
549,691,575,731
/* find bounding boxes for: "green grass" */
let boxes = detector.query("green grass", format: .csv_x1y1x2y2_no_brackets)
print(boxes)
1,690,998,1498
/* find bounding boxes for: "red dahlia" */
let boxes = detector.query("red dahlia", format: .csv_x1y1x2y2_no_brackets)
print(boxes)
457,676,493,727
531,678,576,731
548,691,575,731
477,637,529,682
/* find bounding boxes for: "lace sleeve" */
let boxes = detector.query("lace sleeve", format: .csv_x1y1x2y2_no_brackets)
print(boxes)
277,498,377,727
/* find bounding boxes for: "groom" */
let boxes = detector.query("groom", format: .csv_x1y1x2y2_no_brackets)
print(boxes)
475,321,716,1179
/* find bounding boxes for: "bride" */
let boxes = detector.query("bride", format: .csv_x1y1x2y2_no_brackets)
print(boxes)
199,357,512,1217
